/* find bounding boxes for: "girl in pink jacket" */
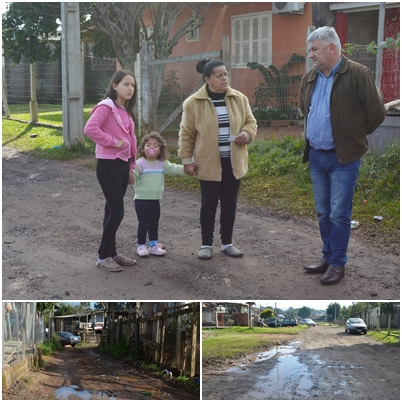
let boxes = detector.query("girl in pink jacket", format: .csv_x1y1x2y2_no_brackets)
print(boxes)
84,70,137,272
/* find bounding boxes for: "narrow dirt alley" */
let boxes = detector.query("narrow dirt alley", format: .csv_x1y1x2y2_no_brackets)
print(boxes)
2,345,198,400
202,325,400,400
2,147,400,300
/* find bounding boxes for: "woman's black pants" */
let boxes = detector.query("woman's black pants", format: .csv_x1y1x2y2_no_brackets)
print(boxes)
199,158,240,246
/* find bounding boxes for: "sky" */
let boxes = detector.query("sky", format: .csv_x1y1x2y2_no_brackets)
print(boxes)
68,301,362,311
249,300,358,311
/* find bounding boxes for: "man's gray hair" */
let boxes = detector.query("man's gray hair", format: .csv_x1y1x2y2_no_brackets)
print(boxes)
307,26,341,51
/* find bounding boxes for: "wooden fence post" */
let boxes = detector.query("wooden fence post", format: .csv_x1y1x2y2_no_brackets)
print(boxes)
29,63,38,124
190,302,198,379
175,305,181,370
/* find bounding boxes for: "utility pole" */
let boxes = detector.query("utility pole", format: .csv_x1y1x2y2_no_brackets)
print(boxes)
61,2,84,147
334,304,337,324
2,49,10,117
375,3,386,86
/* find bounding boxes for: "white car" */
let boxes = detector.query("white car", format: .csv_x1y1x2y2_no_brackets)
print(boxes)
345,318,367,334
300,318,316,327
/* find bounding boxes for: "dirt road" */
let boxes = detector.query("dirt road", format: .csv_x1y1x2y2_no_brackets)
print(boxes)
202,325,400,400
2,345,198,400
2,147,399,300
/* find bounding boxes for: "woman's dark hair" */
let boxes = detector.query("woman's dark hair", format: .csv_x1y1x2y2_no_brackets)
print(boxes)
196,59,225,80
104,69,136,122
137,131,169,161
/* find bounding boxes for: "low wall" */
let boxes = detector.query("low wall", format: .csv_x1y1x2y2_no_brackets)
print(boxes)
2,355,36,391
368,116,399,153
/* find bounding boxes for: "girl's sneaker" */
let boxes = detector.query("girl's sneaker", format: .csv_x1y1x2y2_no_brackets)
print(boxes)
149,243,166,256
137,245,149,257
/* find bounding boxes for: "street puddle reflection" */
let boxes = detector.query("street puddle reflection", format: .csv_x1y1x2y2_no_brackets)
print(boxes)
54,385,115,399
250,342,316,399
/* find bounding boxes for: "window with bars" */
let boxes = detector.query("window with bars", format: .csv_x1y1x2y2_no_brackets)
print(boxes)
232,12,272,68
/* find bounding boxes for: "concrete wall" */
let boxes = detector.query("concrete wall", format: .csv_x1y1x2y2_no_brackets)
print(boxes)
368,116,400,153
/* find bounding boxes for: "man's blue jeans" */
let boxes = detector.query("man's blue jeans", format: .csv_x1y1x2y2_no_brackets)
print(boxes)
309,149,361,267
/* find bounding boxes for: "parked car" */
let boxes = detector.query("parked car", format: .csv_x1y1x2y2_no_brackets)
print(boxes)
56,331,82,347
266,318,282,327
300,318,316,327
345,318,367,334
282,318,298,327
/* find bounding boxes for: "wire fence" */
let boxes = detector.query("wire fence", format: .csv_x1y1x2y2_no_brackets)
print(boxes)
3,46,399,132
3,302,46,369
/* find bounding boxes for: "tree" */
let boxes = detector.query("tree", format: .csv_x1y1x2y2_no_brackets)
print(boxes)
54,303,75,316
284,308,298,319
3,2,213,127
298,306,312,319
2,2,63,64
326,303,341,323
81,3,145,71
76,302,91,313
339,306,349,322
260,308,274,320
36,302,59,317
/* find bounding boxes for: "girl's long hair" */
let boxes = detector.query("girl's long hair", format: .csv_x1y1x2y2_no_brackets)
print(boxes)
103,69,136,122
137,131,169,161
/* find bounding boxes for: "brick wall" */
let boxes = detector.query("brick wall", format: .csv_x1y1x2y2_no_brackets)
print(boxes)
2,355,36,391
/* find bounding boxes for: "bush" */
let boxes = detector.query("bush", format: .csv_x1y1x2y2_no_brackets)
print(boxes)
97,336,137,362
39,335,62,356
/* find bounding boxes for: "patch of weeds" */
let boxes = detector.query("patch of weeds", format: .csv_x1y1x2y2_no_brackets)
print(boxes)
97,337,137,362
176,374,200,391
139,361,164,375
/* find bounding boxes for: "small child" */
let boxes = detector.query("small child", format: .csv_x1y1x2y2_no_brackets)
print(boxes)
134,131,195,256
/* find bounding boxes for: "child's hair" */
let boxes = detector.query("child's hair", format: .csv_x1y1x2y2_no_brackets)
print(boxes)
103,69,136,122
138,131,169,161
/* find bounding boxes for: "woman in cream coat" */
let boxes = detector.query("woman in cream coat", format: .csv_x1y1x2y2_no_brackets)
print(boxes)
178,59,257,260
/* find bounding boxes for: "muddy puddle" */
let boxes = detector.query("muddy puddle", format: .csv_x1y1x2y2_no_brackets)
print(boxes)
52,375,173,400
53,385,116,400
227,342,322,399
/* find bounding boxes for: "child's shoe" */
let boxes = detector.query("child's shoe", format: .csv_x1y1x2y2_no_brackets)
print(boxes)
137,244,149,257
149,243,166,256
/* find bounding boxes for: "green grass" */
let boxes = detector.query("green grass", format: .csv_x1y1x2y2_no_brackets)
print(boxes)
2,117,95,160
368,328,400,346
202,326,300,364
97,337,137,362
7,103,93,125
167,137,400,249
38,336,62,356
3,105,399,248
3,103,95,159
